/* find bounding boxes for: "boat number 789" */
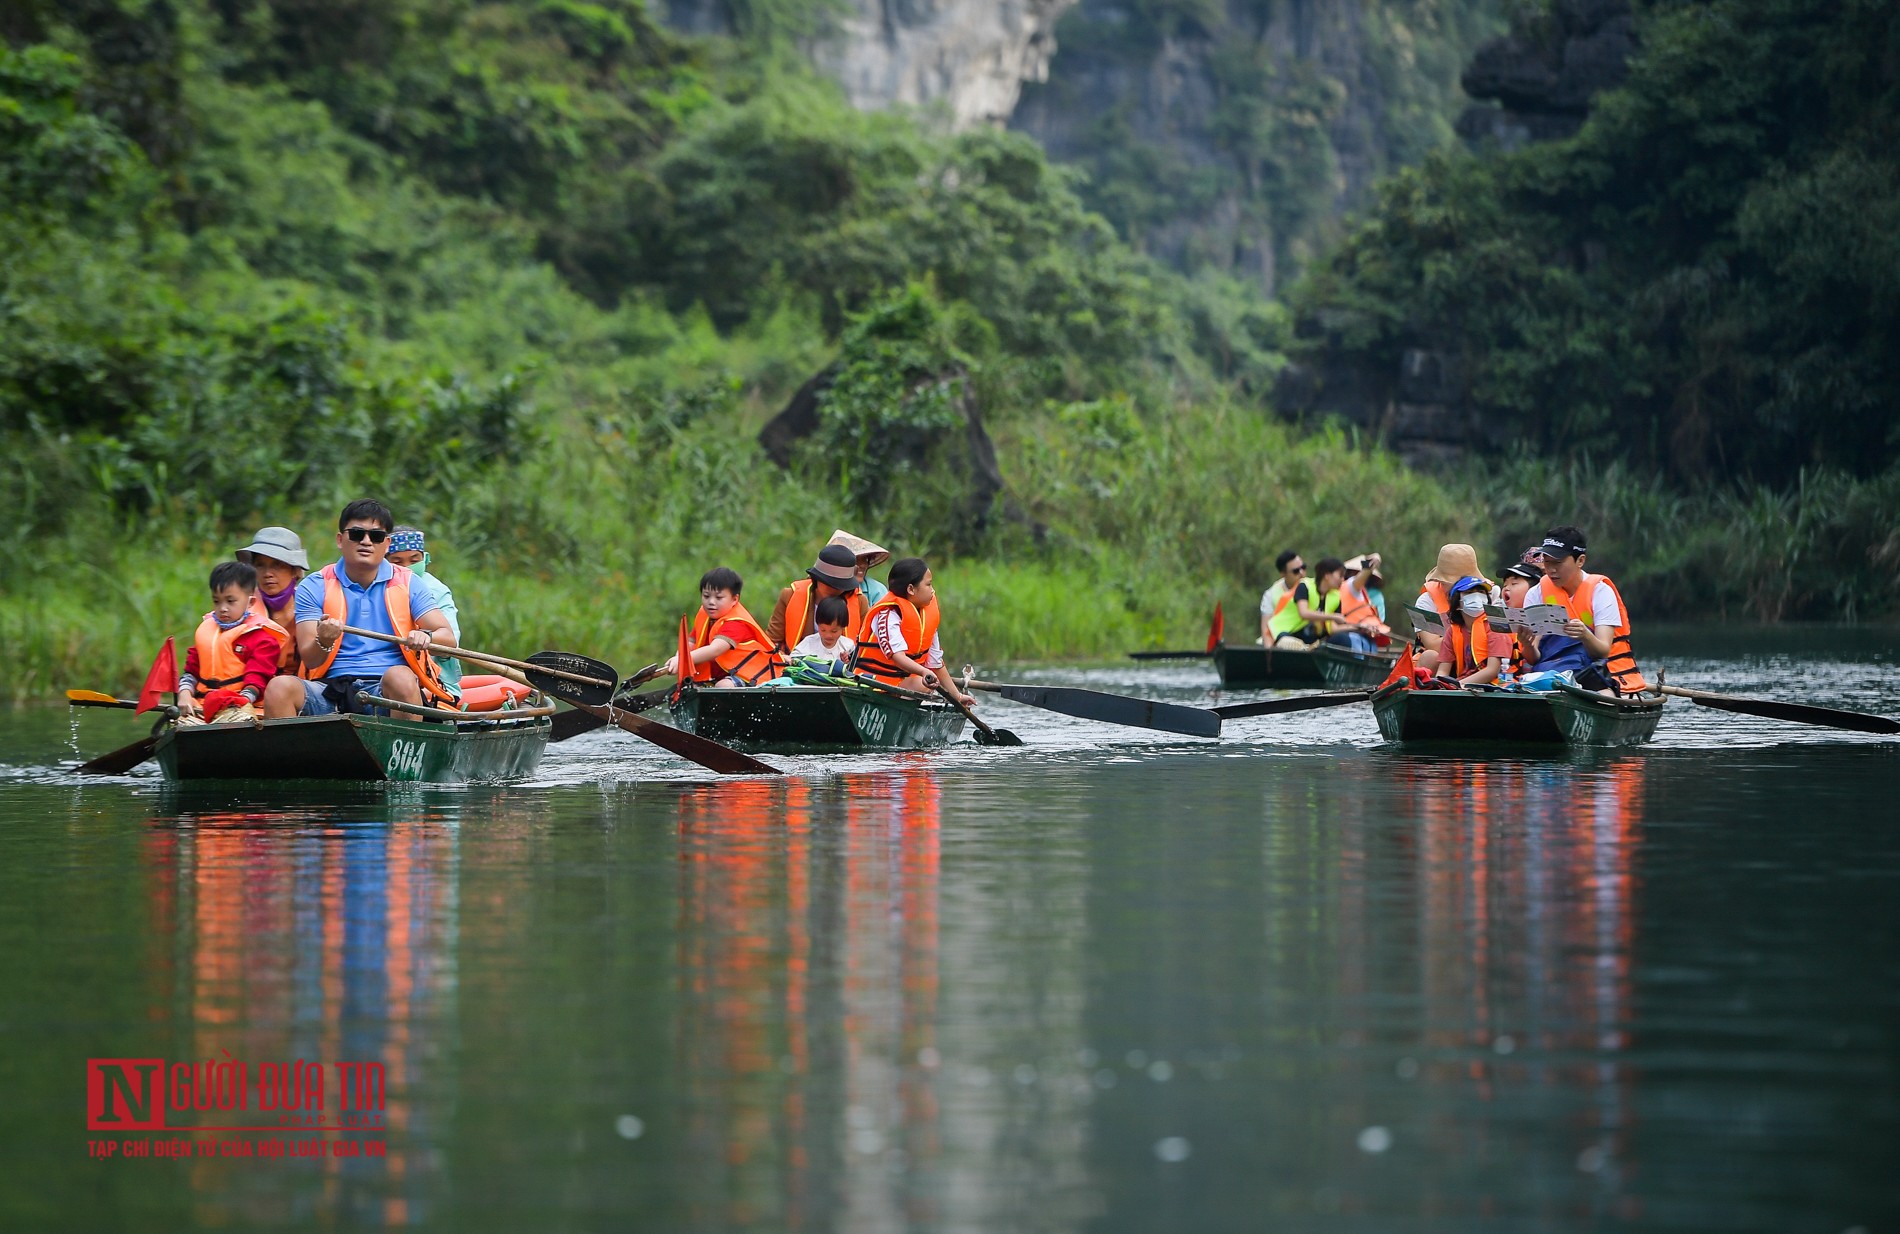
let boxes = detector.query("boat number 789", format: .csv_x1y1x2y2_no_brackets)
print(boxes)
387,739,426,780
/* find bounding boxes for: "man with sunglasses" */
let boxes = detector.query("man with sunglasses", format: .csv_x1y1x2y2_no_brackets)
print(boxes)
1260,550,1310,648
261,499,458,719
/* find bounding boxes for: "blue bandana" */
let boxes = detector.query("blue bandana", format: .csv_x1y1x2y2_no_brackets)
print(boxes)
389,530,425,554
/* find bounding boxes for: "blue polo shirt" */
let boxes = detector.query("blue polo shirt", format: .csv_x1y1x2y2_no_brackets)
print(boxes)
295,561,441,680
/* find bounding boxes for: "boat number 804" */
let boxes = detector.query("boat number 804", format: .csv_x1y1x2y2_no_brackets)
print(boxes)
387,739,427,780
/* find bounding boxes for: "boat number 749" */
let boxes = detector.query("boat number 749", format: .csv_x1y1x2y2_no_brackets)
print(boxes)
387,739,426,780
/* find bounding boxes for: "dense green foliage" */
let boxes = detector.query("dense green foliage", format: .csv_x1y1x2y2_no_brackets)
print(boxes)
0,0,1894,701
1291,0,1900,488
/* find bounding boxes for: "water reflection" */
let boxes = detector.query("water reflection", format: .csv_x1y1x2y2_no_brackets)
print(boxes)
142,799,465,1227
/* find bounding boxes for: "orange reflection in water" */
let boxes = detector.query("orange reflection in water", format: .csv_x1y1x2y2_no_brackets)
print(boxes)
674,767,943,1232
1395,754,1645,1211
142,805,466,1228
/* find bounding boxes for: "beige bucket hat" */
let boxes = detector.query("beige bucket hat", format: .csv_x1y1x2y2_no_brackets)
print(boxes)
827,530,890,569
1424,543,1488,588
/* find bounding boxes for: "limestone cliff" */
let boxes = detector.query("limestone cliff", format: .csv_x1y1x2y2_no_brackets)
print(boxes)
1010,0,1504,292
664,0,1079,127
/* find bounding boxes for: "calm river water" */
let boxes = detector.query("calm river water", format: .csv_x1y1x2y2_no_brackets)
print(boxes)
2,627,1897,1232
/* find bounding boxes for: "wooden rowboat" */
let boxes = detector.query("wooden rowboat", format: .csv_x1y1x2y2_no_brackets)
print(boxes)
669,680,966,753
153,709,552,783
1313,642,1403,688
1213,643,1327,687
1214,641,1400,688
1370,679,1665,747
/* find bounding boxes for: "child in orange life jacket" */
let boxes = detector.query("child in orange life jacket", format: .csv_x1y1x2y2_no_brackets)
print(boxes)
1434,575,1505,686
663,567,783,688
851,557,977,708
176,561,285,724
790,594,857,667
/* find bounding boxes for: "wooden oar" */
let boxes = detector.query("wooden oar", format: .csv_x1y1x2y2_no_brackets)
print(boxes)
963,674,1220,738
548,665,667,743
1212,690,1372,720
75,705,179,776
338,627,776,774
1659,684,1900,735
551,688,667,742
929,681,1023,747
67,689,138,709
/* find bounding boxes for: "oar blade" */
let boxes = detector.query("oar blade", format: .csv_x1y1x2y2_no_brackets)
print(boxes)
524,651,618,707
997,684,1220,738
77,735,161,776
67,689,139,709
572,700,780,775
1213,690,1372,721
1688,694,1900,735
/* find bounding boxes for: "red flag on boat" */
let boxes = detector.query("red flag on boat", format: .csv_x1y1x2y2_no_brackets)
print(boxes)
135,637,178,714
1206,602,1225,653
675,615,692,691
1379,644,1415,689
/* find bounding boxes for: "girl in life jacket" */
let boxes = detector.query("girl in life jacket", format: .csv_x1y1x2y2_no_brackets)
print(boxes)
1433,575,1505,686
177,561,286,723
663,567,784,688
851,557,977,708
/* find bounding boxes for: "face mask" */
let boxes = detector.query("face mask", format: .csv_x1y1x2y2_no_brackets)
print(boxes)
1459,592,1488,617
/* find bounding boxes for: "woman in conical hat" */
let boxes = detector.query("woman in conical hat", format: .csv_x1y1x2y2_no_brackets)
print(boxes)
828,530,891,605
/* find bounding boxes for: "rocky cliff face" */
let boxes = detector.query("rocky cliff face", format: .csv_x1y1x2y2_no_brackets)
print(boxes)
816,0,1080,127
1456,0,1633,149
1010,0,1503,293
664,0,1079,127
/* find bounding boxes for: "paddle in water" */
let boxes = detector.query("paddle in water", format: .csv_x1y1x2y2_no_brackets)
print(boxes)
928,680,1022,747
1212,690,1373,721
66,689,139,709
1659,682,1900,735
548,664,666,743
337,627,779,775
963,672,1220,738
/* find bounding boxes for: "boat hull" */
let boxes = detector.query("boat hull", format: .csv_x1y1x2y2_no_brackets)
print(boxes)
1313,642,1402,688
1213,644,1327,687
670,684,966,752
1371,681,1664,747
153,713,551,784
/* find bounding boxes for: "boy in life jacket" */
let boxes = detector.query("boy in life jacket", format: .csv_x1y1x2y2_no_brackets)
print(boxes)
1492,557,1543,680
789,594,857,668
1521,524,1646,695
663,567,784,687
385,525,461,701
851,557,977,708
176,561,285,725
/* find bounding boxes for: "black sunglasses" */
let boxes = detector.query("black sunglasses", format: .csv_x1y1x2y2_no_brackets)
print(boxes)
344,527,389,544
1288,564,1306,574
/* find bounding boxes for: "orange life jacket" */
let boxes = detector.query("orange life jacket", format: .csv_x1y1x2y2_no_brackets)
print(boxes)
853,594,941,687
780,579,866,652
1538,573,1647,693
689,600,784,685
1441,613,1493,678
1336,576,1389,635
190,601,287,695
302,563,459,708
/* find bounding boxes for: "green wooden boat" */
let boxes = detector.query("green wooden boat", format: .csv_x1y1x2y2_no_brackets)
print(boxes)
1370,679,1664,747
668,680,966,752
1213,643,1328,687
1313,642,1402,688
153,711,552,783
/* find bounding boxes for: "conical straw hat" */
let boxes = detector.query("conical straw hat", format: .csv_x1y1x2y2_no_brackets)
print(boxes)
827,530,890,568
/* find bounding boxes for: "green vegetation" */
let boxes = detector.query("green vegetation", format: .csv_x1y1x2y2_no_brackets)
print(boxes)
1291,0,1900,488
0,0,1893,703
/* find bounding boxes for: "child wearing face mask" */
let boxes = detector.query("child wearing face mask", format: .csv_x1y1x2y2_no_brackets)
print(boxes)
1435,574,1504,685
386,526,461,700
